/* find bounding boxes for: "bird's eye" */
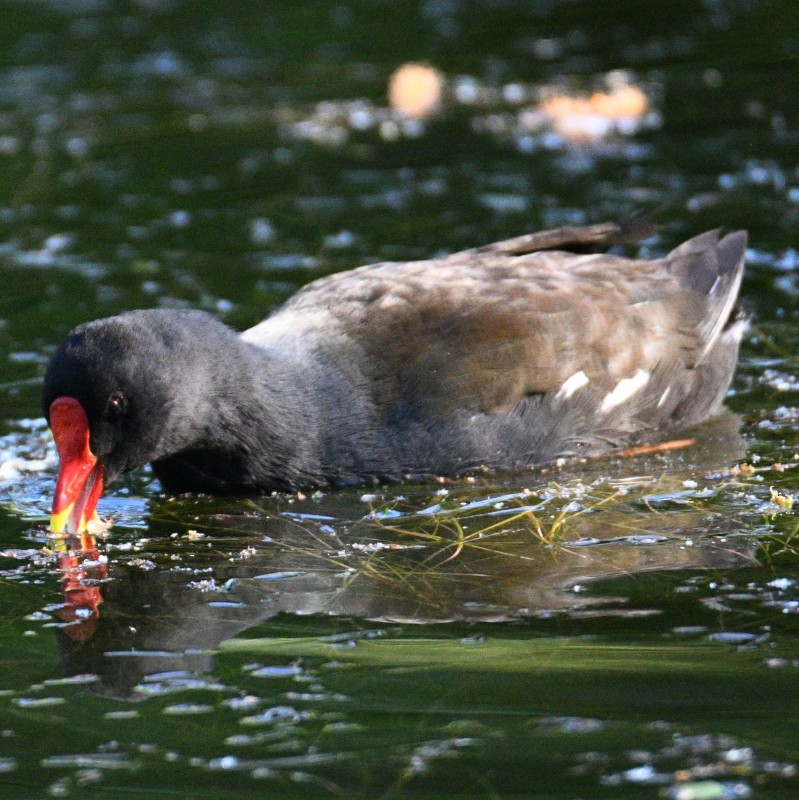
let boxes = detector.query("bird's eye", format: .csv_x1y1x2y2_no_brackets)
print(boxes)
103,392,126,422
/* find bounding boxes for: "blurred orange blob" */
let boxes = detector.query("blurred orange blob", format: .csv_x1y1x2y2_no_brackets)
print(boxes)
539,76,650,141
589,84,648,118
388,63,444,119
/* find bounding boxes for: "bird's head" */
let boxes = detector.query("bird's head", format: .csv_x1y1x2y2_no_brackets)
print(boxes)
42,310,228,534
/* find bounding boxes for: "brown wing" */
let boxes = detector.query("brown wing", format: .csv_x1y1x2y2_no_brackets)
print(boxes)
253,226,744,421
299,254,680,416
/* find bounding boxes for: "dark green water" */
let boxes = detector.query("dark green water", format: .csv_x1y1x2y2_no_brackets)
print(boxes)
2,1,799,797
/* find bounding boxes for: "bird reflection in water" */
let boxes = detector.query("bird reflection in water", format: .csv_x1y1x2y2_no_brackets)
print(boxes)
54,530,106,642
47,413,760,698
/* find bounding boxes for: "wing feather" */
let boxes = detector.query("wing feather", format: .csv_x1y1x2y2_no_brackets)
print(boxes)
247,225,746,429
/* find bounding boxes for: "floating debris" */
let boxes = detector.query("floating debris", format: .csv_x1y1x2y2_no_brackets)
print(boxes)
769,486,794,510
729,463,755,477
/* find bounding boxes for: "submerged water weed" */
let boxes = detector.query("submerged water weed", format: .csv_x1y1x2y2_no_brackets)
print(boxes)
359,470,742,558
88,462,768,579
5,443,789,636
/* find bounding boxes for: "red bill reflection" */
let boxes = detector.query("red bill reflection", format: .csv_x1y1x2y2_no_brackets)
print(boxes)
55,531,106,641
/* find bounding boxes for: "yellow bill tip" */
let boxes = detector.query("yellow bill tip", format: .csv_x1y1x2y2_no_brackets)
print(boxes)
50,505,72,535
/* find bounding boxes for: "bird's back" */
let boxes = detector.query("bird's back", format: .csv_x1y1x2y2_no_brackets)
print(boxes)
241,225,747,480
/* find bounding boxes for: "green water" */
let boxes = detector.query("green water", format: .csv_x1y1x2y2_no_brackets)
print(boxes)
2,1,799,797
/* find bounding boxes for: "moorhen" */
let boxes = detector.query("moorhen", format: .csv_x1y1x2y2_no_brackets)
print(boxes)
43,221,747,534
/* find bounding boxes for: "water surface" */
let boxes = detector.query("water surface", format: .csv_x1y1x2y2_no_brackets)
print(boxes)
2,1,799,797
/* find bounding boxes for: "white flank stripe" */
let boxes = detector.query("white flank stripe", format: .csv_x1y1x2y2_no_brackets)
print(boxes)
556,370,590,399
600,369,650,413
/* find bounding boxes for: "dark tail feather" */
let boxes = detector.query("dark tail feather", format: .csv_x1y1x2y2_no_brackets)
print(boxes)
667,229,748,360
667,229,746,289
